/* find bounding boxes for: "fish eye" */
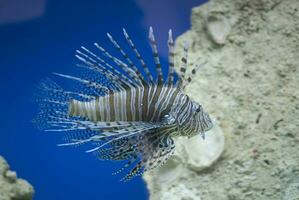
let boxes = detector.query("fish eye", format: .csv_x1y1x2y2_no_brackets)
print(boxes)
195,105,202,113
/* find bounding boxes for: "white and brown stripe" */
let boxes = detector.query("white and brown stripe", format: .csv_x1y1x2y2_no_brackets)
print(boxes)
69,85,182,123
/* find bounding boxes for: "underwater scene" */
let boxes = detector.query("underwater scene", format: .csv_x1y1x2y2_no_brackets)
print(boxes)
1,0,299,200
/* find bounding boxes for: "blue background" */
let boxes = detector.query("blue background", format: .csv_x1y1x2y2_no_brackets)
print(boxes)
0,0,206,199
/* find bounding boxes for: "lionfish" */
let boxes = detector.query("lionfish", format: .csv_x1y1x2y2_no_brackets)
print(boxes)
34,27,213,181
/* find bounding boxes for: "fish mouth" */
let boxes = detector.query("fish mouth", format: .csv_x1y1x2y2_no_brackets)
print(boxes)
205,123,213,132
203,112,213,132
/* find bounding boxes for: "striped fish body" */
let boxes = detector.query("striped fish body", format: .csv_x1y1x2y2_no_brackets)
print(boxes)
69,85,181,123
34,27,213,181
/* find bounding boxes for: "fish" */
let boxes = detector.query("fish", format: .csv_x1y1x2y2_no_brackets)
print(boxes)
33,27,213,181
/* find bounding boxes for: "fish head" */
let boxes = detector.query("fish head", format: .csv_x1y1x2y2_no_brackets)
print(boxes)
190,102,213,137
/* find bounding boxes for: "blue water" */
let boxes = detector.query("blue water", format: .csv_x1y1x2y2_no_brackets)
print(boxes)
0,0,206,199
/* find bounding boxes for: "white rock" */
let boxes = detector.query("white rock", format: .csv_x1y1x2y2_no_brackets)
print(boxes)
184,120,225,171
5,170,17,183
160,184,200,200
153,155,184,186
145,0,299,199
205,12,232,45
0,156,34,200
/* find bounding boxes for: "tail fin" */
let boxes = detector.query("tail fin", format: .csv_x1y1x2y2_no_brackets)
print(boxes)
33,79,72,131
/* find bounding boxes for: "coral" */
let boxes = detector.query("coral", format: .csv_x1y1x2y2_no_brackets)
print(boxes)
0,156,34,200
143,0,299,199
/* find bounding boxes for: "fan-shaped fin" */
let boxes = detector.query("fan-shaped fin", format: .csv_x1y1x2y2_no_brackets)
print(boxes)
119,128,175,181
84,125,160,153
112,155,138,175
120,161,143,182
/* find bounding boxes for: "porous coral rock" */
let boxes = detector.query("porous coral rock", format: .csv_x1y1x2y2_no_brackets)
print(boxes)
0,156,34,200
144,0,299,199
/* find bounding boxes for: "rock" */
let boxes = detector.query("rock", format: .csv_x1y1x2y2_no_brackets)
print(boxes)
205,12,232,45
0,156,34,200
284,176,299,200
159,184,200,200
5,171,17,183
184,120,224,171
144,0,299,199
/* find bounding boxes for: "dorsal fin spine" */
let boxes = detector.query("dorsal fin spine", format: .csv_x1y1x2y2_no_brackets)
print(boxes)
106,33,147,85
94,43,142,86
76,47,133,90
149,27,164,85
167,29,175,86
123,28,154,84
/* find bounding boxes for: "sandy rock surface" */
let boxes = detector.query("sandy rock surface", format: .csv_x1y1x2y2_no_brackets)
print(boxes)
0,156,34,200
144,0,299,199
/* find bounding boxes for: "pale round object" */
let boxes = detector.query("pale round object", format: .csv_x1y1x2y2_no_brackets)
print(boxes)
206,12,232,45
184,120,225,171
155,156,184,185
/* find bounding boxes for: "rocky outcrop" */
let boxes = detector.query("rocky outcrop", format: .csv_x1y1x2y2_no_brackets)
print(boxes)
0,156,34,200
143,0,299,199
